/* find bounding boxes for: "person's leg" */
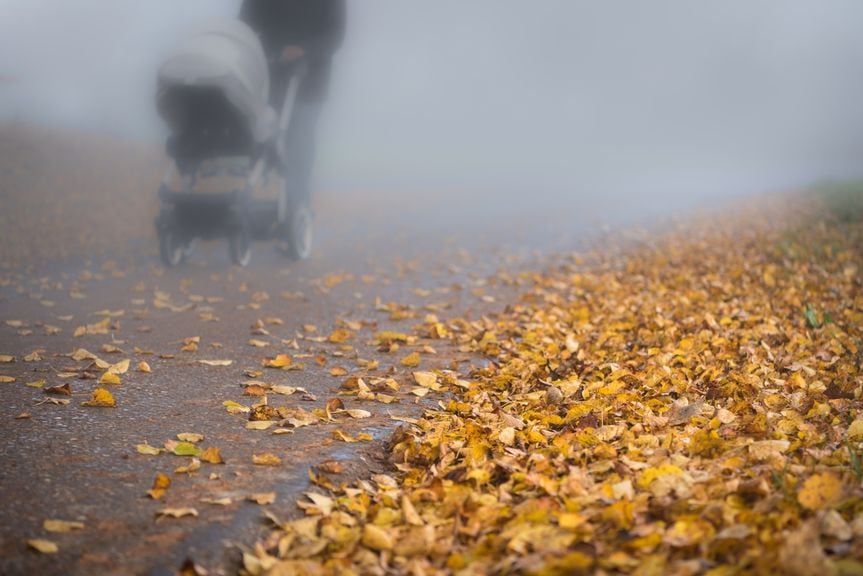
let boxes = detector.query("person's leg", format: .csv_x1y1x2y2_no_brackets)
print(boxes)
282,98,322,205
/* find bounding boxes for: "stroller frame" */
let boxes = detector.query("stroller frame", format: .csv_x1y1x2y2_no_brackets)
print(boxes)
155,28,312,267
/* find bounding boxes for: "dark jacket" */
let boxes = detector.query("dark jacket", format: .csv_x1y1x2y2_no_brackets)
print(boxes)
240,0,345,101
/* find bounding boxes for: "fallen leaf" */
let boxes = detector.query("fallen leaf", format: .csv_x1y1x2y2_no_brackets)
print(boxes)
798,473,843,510
253,453,282,466
136,443,163,456
198,359,233,367
177,433,204,443
248,493,276,505
44,383,71,396
165,441,202,457
264,354,292,369
82,388,116,407
362,524,393,551
137,361,152,373
147,473,171,499
107,359,130,375
43,519,85,533
223,400,250,414
200,447,223,464
175,458,201,474
98,372,121,385
155,508,198,519
317,460,344,474
27,539,58,554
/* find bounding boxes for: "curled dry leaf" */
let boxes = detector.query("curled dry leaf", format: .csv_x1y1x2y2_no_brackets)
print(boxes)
200,447,223,464
198,359,233,367
252,453,282,466
147,473,171,499
27,539,58,554
44,383,71,396
177,433,204,443
155,508,198,520
137,361,151,373
247,492,276,505
43,519,85,533
107,359,130,375
264,354,292,369
136,443,162,456
175,458,201,474
316,460,344,474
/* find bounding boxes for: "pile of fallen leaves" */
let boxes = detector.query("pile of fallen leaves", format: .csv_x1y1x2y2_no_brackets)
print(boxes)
245,197,862,576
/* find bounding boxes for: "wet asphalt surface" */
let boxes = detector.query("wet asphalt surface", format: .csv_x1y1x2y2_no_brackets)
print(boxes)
0,179,615,575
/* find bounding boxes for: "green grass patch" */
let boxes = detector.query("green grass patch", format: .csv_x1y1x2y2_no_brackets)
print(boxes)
810,180,863,222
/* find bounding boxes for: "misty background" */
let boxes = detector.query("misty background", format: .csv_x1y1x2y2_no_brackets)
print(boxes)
2,1,863,215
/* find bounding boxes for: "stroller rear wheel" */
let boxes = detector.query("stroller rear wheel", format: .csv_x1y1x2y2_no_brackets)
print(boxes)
277,198,313,261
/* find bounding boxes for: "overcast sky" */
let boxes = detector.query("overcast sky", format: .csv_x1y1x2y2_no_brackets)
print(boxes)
2,1,863,203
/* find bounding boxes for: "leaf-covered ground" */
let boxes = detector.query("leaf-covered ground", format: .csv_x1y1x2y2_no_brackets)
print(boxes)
244,197,863,576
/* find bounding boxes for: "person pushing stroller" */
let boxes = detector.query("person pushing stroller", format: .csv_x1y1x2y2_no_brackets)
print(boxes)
240,0,346,214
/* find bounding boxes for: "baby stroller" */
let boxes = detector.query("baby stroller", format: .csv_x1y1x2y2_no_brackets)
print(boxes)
155,20,312,267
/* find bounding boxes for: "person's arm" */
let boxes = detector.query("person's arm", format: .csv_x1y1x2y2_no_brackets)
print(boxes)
304,0,346,59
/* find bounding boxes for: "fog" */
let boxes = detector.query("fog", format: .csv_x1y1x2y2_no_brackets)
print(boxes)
2,1,863,210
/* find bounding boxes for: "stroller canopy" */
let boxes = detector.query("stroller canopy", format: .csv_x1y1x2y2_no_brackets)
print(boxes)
158,20,274,143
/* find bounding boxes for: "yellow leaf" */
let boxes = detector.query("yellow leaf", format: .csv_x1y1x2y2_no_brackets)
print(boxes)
155,507,198,519
98,372,121,385
198,359,233,367
137,361,151,373
0,355,15,363
107,359,130,375
27,539,58,554
253,453,282,466
362,524,393,551
246,421,276,431
147,473,171,499
412,371,438,388
82,388,116,407
174,458,201,474
400,352,421,367
223,400,250,414
136,443,162,456
328,329,353,343
177,433,204,443
200,447,223,464
43,519,85,533
248,492,276,505
636,464,684,490
848,419,863,441
264,354,292,368
0,375,16,383
798,473,844,510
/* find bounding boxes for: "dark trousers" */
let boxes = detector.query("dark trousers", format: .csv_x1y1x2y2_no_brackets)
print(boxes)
270,64,322,204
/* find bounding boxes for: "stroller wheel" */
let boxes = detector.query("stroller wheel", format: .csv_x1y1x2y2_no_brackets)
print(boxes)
277,200,314,261
229,229,252,267
159,228,187,267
